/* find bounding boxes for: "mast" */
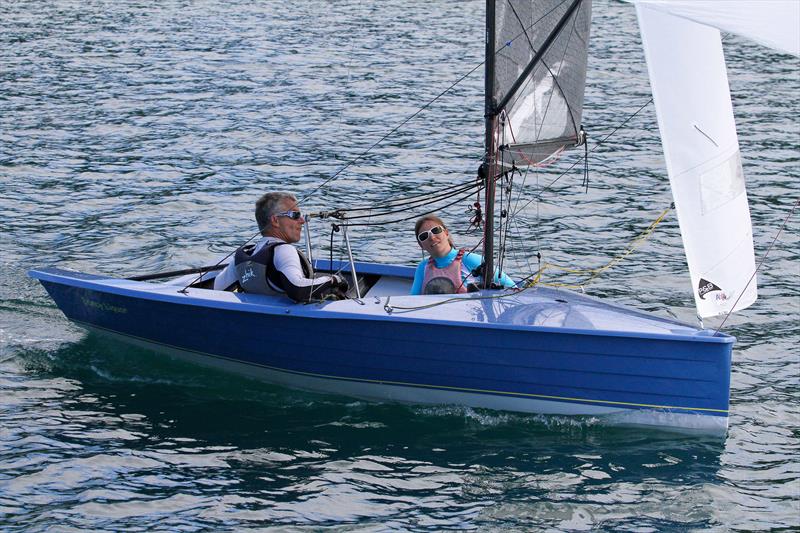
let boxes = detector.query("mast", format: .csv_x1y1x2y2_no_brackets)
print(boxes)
482,0,497,289
482,0,589,288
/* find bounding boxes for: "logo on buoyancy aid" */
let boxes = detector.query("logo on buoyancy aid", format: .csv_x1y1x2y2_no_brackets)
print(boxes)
239,266,256,285
241,266,256,285
234,243,274,295
697,278,722,300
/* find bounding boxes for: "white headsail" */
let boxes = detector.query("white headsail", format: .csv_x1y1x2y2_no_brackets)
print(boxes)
633,1,800,58
631,0,799,318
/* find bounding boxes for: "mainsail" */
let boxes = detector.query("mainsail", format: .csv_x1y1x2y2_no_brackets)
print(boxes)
480,0,592,285
490,0,592,166
633,0,799,318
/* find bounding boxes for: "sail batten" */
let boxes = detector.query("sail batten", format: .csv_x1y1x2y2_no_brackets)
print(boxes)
495,0,583,113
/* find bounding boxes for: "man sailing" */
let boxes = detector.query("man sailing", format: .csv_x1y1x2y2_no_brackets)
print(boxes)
214,192,347,301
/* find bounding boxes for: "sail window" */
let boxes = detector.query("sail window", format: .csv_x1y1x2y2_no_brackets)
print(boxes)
699,150,745,216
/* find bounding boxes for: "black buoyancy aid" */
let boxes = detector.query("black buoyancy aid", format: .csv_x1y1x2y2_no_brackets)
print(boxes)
234,241,312,295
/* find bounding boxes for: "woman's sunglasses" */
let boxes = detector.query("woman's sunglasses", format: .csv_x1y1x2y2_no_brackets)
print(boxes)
417,225,445,242
276,210,304,221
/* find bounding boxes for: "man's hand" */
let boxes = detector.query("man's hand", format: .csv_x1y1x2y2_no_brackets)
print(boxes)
333,274,350,291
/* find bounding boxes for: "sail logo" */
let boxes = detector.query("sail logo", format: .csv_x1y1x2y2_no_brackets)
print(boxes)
697,278,722,300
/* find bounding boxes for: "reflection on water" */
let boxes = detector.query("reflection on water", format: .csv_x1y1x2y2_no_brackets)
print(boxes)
5,338,728,530
1,0,798,530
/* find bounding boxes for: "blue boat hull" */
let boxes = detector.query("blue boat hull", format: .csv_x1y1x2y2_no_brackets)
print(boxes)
30,266,734,433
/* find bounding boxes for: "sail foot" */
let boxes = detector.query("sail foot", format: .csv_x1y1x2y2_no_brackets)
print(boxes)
499,136,580,167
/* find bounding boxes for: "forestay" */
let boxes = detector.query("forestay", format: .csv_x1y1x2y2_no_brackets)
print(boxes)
491,0,592,166
632,0,799,318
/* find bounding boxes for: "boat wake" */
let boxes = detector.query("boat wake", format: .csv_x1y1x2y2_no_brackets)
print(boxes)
412,404,602,430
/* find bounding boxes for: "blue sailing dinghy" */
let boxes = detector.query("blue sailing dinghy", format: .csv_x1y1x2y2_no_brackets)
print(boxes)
30,260,733,433
29,0,799,434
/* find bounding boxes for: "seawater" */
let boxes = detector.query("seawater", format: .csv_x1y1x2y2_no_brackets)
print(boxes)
1,1,798,530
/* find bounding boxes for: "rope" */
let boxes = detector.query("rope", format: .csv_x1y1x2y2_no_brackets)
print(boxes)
178,230,261,293
582,128,589,192
384,285,530,314
519,202,673,289
335,184,485,228
343,179,479,211
326,180,481,221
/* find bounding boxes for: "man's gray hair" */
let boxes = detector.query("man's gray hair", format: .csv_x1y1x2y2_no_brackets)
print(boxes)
255,191,296,234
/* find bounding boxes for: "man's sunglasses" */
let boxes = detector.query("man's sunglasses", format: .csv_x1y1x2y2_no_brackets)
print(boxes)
276,210,304,221
417,225,445,242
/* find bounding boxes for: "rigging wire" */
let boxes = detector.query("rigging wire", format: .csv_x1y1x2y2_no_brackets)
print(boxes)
343,180,479,211
336,184,485,228
297,62,485,205
321,180,481,221
183,49,649,296
338,5,363,129
298,0,569,205
382,204,673,314
510,96,654,218
497,116,508,277
511,214,537,276
498,166,518,277
714,196,800,334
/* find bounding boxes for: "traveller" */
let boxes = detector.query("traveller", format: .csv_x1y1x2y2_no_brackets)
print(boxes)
214,192,348,301
410,215,515,295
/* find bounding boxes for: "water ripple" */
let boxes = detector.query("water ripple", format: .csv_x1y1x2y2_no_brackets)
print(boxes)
1,0,798,531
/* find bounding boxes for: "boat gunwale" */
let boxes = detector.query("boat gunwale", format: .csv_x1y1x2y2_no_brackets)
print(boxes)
29,266,735,344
